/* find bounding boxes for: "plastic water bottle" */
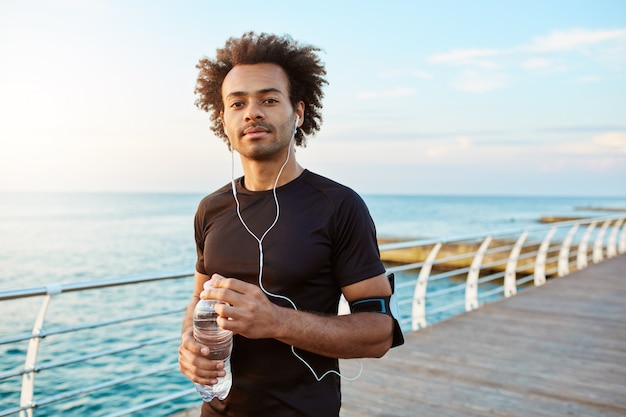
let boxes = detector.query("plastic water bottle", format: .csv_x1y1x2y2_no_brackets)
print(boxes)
193,286,233,402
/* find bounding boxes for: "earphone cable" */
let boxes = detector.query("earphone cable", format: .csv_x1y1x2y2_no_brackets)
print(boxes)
229,121,362,381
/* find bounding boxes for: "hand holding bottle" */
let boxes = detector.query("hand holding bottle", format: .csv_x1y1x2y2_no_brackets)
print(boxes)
192,282,233,402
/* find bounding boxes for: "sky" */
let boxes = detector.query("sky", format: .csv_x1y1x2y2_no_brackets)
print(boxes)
0,0,625,196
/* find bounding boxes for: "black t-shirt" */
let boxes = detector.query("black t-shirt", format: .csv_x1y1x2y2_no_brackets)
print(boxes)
194,170,385,417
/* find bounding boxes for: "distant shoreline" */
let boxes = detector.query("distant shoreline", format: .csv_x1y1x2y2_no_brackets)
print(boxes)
575,206,626,212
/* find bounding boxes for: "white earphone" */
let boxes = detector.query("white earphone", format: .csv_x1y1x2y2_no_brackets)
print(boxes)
227,111,362,382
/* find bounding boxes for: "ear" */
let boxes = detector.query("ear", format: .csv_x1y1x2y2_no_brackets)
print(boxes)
219,111,228,137
295,101,305,128
219,111,233,151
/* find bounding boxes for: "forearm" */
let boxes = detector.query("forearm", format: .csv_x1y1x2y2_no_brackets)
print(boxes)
273,308,393,359
182,270,210,333
181,295,199,333
205,273,394,359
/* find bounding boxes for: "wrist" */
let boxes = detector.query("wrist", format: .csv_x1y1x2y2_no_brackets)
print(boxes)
270,304,293,340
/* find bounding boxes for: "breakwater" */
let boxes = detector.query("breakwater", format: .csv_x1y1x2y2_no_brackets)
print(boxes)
380,237,546,274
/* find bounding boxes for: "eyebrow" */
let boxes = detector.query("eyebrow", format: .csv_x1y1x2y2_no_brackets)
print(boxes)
225,88,286,100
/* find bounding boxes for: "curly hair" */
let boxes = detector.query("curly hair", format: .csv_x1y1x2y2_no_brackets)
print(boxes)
194,32,327,147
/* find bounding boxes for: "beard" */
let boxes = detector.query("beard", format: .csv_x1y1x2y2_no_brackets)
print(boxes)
234,117,295,161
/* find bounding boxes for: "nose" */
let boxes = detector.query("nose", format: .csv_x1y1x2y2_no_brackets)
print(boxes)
244,102,264,122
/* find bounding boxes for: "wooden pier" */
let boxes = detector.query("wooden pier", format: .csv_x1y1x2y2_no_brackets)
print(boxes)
339,255,626,417
173,255,625,417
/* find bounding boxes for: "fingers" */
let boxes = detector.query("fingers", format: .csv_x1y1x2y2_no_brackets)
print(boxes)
178,329,226,385
201,274,280,339
204,273,227,293
205,274,258,295
203,274,264,308
214,301,257,333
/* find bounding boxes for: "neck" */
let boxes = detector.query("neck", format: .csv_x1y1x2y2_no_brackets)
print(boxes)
238,147,304,191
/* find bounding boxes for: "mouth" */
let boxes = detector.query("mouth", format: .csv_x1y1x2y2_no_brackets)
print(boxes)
242,124,272,139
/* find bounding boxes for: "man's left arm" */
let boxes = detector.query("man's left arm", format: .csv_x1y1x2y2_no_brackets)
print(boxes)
206,272,394,359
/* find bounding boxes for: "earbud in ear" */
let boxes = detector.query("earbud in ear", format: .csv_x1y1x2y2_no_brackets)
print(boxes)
294,116,299,134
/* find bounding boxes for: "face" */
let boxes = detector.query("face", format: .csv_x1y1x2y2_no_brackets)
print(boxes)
221,63,304,160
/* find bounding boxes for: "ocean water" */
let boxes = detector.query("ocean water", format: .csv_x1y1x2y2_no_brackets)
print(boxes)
365,194,626,239
1,191,625,416
2,192,626,290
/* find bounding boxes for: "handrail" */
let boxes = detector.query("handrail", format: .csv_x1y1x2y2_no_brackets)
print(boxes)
377,215,613,251
0,271,194,302
0,307,184,346
1,271,196,417
0,214,624,416
375,214,625,331
0,335,180,382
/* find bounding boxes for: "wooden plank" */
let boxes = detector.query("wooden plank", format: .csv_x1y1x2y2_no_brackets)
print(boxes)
340,255,626,417
172,256,626,416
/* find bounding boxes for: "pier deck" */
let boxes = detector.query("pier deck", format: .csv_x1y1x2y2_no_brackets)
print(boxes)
175,255,626,417
339,255,626,417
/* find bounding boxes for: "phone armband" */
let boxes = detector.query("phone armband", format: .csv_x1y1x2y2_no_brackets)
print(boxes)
348,273,404,348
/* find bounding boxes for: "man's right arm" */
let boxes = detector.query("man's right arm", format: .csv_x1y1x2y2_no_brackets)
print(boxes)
178,270,226,386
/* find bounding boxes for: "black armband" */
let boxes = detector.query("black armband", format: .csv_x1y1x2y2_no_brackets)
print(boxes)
348,274,405,348
349,296,393,314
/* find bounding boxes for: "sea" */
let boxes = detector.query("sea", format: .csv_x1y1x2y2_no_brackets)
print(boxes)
1,192,625,416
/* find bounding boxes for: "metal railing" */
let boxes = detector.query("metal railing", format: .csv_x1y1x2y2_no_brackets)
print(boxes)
377,215,625,331
0,215,624,416
0,273,197,417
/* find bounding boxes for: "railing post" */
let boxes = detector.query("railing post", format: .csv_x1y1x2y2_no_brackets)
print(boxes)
534,226,556,286
607,218,624,258
617,221,626,254
593,220,611,263
20,284,62,417
577,221,596,270
465,236,492,312
558,223,579,277
412,242,442,331
504,231,528,297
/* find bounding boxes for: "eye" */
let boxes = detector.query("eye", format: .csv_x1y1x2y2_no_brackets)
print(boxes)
229,101,245,108
263,98,279,104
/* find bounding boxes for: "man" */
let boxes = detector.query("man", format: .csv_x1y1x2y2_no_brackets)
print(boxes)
179,32,402,417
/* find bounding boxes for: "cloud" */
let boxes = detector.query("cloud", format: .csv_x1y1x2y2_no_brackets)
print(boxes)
540,155,622,172
428,48,504,69
540,159,568,173
593,131,626,153
426,136,472,158
357,87,416,99
540,131,626,156
522,58,552,69
528,28,626,52
538,125,626,133
42,0,111,12
410,70,433,79
379,69,433,79
452,70,508,92
428,27,626,92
